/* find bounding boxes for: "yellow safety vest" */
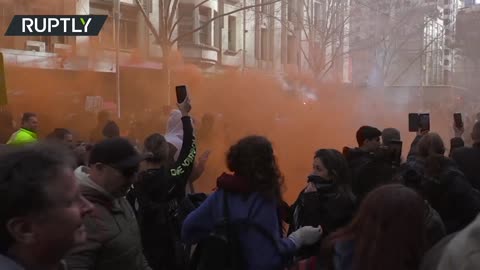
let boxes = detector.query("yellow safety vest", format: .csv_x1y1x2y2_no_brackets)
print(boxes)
6,128,38,146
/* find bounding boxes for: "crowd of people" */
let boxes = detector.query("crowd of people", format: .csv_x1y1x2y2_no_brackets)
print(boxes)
1,95,480,270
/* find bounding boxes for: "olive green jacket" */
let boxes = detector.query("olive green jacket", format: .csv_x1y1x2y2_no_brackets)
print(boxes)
66,167,151,270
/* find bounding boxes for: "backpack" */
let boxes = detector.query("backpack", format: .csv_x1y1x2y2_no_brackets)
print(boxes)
190,192,283,270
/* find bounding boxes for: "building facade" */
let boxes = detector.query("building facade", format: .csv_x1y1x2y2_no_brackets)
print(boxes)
349,0,454,87
454,4,480,91
0,0,350,82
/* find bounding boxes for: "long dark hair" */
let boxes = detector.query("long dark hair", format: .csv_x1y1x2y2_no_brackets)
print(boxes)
314,149,352,194
226,135,284,203
322,184,426,270
418,133,445,158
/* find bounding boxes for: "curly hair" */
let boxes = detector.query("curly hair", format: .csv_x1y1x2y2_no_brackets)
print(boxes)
226,135,284,202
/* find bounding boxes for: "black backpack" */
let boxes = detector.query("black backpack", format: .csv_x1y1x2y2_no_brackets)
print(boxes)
190,192,282,270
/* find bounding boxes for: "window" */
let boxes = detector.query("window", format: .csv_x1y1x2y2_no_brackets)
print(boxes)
96,15,114,48
261,28,268,60
199,7,212,46
120,19,137,49
288,0,295,22
287,35,295,64
260,0,267,13
228,16,237,51
178,4,194,45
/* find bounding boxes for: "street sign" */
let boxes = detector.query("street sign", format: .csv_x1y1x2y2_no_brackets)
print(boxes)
0,52,7,106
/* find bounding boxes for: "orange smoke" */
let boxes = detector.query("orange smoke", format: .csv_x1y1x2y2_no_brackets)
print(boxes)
1,2,449,203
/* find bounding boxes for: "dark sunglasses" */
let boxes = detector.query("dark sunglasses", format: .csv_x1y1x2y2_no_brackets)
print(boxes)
109,165,139,178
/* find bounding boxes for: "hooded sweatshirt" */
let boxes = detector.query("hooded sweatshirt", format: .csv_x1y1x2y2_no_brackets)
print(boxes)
165,110,184,161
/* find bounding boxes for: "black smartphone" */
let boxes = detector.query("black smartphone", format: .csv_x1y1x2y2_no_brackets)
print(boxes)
419,113,430,131
409,113,419,132
454,113,463,129
175,85,188,104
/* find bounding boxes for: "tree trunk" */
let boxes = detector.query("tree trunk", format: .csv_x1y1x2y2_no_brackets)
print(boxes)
161,42,173,105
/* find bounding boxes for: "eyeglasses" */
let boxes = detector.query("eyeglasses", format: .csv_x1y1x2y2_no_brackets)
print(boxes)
109,164,139,178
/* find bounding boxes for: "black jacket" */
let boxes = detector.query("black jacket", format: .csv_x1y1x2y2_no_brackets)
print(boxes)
289,180,355,259
423,157,480,234
133,116,196,270
342,147,375,198
451,142,480,191
424,201,446,249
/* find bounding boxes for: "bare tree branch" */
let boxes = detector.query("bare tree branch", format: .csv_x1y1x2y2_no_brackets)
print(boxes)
172,0,281,44
389,31,444,86
169,0,210,40
134,0,163,45
167,0,180,39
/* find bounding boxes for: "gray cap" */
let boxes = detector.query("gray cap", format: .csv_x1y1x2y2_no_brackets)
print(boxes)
382,128,401,144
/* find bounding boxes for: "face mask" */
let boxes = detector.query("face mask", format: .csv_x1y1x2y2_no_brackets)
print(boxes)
307,175,330,184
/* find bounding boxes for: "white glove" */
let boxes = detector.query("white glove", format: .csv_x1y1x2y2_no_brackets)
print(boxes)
288,226,323,248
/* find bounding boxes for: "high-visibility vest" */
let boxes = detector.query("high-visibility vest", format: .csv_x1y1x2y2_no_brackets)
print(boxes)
6,128,38,146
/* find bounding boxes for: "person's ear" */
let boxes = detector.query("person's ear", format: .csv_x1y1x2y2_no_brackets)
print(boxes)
6,217,36,245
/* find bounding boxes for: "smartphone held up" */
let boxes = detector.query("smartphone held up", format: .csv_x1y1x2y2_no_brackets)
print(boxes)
408,113,430,132
453,113,463,129
176,85,188,104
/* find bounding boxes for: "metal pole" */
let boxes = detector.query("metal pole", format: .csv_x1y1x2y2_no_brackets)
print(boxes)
243,0,246,71
115,0,121,118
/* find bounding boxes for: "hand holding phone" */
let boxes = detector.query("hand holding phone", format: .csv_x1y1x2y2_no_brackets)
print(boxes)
453,113,464,137
454,113,463,129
